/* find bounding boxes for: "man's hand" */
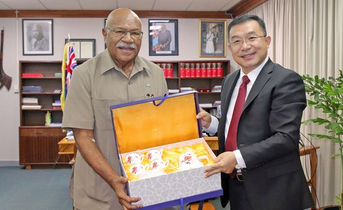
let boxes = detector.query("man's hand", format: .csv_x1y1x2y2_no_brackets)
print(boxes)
204,152,237,177
111,176,142,210
196,108,212,129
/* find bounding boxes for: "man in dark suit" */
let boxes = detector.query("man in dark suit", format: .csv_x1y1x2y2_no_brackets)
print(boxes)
158,23,172,51
197,15,314,210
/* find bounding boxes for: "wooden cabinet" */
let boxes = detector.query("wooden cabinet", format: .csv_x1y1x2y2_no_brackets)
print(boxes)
19,127,68,169
154,60,230,116
19,61,69,169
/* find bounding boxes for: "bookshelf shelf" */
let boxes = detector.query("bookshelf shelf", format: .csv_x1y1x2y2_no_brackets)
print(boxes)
19,61,67,168
153,60,230,110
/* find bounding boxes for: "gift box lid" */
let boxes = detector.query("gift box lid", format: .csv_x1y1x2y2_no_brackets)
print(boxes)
110,91,202,154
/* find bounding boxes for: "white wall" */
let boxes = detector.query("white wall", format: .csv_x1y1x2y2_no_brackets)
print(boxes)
0,17,238,165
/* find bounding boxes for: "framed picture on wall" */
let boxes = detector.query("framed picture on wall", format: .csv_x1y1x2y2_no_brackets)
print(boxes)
104,18,107,49
65,39,96,60
22,19,53,55
148,19,179,56
199,19,227,58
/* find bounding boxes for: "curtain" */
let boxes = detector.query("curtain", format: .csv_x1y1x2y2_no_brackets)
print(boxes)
245,0,343,207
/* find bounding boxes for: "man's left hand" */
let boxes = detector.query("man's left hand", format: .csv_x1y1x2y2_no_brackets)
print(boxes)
204,151,237,177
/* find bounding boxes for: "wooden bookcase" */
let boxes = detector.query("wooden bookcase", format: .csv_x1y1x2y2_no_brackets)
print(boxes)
154,60,230,116
18,60,230,169
19,61,70,169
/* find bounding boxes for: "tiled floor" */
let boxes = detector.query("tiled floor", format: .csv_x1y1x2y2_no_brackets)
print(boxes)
209,197,228,210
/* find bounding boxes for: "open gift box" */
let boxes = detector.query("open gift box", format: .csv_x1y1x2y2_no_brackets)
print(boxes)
110,91,222,209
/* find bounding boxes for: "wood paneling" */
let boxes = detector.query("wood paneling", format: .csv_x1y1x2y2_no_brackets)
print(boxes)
228,0,267,17
0,10,231,18
19,127,69,168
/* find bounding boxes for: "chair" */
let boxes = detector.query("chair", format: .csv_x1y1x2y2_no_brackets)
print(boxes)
189,201,216,210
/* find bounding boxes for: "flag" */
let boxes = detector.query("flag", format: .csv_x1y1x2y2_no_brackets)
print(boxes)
61,43,77,111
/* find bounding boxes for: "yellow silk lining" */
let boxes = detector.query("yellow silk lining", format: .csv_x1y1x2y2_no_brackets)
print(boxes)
112,94,199,153
122,142,214,182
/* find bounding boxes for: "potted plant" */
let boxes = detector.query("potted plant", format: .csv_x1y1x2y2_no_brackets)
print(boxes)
302,69,343,209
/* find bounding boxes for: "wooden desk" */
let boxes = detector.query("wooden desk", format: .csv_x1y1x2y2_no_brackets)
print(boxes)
204,137,319,209
204,136,219,154
57,138,75,155
53,138,75,167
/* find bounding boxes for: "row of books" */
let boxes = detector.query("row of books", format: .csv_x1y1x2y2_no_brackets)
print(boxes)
180,62,224,78
22,86,42,93
21,73,62,78
22,97,42,110
22,87,62,94
179,86,221,93
22,104,42,110
52,100,61,110
22,73,44,78
21,97,62,110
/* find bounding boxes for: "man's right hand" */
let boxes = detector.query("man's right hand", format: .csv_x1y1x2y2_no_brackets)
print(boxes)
111,176,142,210
196,108,212,129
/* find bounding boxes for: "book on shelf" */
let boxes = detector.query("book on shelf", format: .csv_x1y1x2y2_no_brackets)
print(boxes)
22,105,42,110
22,86,42,93
52,100,61,107
168,89,179,94
21,73,44,78
211,85,222,92
199,103,213,108
180,87,194,92
53,89,61,93
22,97,39,104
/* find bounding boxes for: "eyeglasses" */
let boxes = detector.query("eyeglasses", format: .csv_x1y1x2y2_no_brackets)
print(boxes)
105,27,143,39
230,35,266,47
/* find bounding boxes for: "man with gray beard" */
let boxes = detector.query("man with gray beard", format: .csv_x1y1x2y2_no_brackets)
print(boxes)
62,8,168,210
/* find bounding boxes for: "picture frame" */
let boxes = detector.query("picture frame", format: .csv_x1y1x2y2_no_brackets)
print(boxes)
199,20,227,58
148,19,179,56
22,19,53,55
104,18,107,49
65,39,96,61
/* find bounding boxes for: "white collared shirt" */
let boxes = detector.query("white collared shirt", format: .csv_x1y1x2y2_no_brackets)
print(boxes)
205,56,269,169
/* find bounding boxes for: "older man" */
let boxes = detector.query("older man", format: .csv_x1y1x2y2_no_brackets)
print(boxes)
62,8,168,210
30,23,49,51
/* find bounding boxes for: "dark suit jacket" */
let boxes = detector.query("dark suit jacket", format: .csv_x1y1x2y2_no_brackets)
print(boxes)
158,29,172,51
218,59,314,210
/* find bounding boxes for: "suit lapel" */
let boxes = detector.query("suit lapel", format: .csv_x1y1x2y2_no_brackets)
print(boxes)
244,59,274,109
221,71,240,121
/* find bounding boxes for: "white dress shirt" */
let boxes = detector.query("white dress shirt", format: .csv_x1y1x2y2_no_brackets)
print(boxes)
204,56,269,169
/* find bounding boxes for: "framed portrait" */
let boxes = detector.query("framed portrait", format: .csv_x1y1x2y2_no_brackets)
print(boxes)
148,19,179,56
22,19,53,55
199,20,227,58
104,18,107,49
65,39,96,60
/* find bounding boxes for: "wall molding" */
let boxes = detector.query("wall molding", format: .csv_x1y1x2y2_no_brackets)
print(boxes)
0,10,232,19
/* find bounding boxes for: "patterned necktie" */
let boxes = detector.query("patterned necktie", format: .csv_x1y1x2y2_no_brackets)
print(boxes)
225,75,250,151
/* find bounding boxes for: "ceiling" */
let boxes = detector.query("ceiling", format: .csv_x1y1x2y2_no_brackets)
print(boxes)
0,0,267,17
0,0,241,11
